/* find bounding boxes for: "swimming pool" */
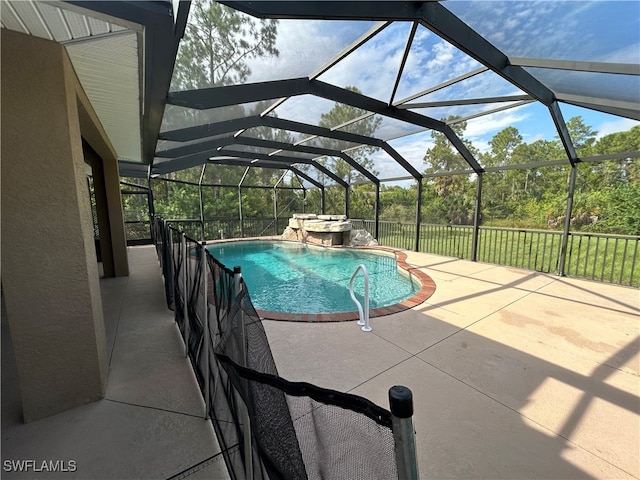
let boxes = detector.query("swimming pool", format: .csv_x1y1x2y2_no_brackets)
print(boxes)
206,240,433,321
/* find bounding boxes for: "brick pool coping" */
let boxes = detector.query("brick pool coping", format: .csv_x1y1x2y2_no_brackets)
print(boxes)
207,239,436,323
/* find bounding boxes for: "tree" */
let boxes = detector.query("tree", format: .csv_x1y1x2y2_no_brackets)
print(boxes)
173,0,278,89
162,1,279,136
293,86,382,216
480,126,524,219
158,2,286,222
317,86,381,185
380,185,416,221
576,125,640,234
484,126,523,168
423,120,478,224
565,116,597,156
589,125,640,186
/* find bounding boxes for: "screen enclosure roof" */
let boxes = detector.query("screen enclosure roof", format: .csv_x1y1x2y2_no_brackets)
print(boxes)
2,1,638,184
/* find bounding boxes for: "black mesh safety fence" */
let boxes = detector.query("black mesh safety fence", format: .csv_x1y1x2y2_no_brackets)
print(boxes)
151,215,161,254
173,227,208,392
170,227,185,338
154,217,404,480
162,220,175,310
216,353,398,480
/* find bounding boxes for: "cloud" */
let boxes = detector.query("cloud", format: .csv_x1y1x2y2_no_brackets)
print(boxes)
246,20,378,83
604,43,640,64
386,131,436,174
443,0,638,65
396,37,483,101
270,95,338,126
317,21,412,101
229,2,637,182
465,109,530,139
443,1,578,58
596,118,640,139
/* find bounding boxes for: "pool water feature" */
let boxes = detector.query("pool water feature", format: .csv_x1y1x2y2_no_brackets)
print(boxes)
206,241,427,320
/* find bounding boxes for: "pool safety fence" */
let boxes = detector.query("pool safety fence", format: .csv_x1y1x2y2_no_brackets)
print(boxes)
152,217,419,480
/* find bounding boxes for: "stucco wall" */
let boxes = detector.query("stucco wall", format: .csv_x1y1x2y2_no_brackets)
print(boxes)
1,29,108,422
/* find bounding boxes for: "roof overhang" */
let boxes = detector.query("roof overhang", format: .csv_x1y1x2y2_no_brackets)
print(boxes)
1,0,190,165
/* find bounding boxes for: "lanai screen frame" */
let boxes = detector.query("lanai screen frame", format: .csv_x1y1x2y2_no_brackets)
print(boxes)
145,0,639,274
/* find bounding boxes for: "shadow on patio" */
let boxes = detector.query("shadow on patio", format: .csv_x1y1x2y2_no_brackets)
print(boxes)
2,246,638,479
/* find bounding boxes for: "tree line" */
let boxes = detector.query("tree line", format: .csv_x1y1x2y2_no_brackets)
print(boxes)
124,117,638,236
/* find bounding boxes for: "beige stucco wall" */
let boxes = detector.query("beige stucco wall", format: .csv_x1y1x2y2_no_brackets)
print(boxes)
1,29,108,422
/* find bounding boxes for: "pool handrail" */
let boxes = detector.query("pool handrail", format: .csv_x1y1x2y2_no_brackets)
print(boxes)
350,264,372,332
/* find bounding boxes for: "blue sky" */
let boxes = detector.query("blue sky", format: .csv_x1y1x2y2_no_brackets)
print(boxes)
233,1,639,183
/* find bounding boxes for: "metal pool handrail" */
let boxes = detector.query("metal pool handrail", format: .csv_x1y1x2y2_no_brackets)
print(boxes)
350,264,372,332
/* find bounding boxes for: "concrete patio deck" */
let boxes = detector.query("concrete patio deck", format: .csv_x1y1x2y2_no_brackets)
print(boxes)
2,246,229,480
2,245,638,479
264,250,639,479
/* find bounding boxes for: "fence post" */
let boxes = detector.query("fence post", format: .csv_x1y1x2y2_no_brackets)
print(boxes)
147,165,155,241
375,182,381,241
150,214,156,248
160,219,167,270
471,172,483,262
273,186,278,236
558,164,577,277
389,386,419,480
345,184,350,218
234,266,254,480
302,188,307,214
199,164,206,242
414,177,422,252
238,167,250,238
201,241,209,420
182,232,189,358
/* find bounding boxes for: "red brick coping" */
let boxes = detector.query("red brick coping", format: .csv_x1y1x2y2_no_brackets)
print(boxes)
208,239,436,323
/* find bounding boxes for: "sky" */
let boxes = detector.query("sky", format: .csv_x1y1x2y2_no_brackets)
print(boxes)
177,1,640,186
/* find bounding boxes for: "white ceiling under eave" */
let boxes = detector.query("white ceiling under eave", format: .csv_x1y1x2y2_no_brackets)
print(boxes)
65,31,142,162
1,0,143,163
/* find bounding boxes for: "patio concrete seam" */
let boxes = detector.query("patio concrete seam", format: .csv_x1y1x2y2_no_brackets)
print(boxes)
371,330,415,357
414,356,635,478
532,284,640,317
166,450,228,480
471,273,558,293
420,263,500,281
104,398,206,419
466,264,502,277
346,355,418,395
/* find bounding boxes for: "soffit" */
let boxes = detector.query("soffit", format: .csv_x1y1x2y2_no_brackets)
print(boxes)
1,0,143,162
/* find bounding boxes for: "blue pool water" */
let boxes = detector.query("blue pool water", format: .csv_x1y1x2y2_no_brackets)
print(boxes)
206,241,418,314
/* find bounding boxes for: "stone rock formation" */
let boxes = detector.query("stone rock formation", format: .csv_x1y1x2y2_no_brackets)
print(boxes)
350,229,379,247
282,214,352,245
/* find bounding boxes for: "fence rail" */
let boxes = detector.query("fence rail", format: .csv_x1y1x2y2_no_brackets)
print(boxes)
146,216,639,287
565,232,639,286
349,220,639,287
124,220,151,245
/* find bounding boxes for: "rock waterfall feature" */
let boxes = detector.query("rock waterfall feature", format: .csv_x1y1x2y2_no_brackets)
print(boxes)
281,214,378,246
